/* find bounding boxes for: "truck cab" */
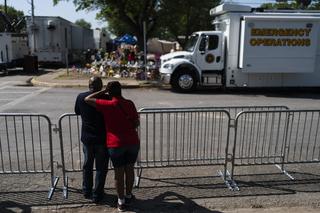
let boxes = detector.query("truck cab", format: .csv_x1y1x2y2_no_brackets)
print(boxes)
160,31,224,92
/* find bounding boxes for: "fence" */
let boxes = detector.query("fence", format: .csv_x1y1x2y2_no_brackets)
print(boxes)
230,110,320,189
139,106,289,119
58,113,83,198
3,107,319,199
57,106,289,196
0,113,59,199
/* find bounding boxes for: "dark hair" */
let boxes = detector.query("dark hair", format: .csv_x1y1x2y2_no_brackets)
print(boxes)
106,81,122,97
89,76,103,92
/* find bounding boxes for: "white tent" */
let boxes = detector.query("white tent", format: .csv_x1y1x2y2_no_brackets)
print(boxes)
147,38,179,55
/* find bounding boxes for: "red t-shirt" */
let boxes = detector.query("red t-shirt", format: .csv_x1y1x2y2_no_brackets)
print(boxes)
96,97,139,148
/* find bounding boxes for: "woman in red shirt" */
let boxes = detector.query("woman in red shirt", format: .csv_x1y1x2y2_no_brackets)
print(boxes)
85,81,139,212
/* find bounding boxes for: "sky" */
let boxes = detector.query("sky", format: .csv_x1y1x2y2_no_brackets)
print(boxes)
6,0,106,29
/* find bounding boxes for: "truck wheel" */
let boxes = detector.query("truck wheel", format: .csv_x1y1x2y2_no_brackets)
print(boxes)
171,70,197,92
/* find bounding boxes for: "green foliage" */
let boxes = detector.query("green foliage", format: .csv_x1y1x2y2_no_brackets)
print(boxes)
75,18,92,29
53,0,220,48
261,0,320,9
0,5,25,32
157,0,219,46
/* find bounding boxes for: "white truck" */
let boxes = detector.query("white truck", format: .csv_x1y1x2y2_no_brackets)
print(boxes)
26,16,95,65
0,33,29,73
160,3,320,92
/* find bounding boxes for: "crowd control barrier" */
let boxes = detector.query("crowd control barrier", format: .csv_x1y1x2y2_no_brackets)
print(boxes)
229,110,320,189
3,106,319,199
57,106,289,197
139,106,289,119
0,113,59,199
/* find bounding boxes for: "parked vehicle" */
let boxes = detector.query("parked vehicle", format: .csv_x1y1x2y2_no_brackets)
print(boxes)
0,33,28,73
25,16,96,65
160,3,320,92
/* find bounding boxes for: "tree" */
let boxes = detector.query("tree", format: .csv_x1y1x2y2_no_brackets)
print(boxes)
53,0,220,49
157,0,219,47
262,0,320,9
0,5,25,32
75,18,92,29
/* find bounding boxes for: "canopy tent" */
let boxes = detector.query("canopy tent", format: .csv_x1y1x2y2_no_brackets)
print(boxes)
118,34,137,45
147,38,179,55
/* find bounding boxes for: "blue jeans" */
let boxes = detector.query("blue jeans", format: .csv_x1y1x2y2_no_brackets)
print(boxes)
82,143,109,198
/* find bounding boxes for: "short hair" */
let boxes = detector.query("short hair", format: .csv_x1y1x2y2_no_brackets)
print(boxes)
89,76,103,92
106,81,122,97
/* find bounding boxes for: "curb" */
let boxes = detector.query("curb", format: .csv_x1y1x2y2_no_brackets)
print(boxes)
31,77,159,89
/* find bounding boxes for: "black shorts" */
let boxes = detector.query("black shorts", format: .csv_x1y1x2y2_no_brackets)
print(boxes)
108,144,140,168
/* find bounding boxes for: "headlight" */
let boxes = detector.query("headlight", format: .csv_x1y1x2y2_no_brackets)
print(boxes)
163,63,174,69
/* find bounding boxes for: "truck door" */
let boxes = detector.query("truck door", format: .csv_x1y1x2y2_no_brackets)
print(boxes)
196,33,224,71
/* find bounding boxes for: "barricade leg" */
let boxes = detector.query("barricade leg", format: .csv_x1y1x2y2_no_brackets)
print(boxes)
48,176,59,200
134,167,143,188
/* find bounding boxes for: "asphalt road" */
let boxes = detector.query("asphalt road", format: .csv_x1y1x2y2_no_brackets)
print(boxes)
1,72,320,120
1,71,320,212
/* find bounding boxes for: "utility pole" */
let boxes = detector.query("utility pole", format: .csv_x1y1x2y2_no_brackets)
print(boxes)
143,21,147,80
4,0,7,14
31,0,36,53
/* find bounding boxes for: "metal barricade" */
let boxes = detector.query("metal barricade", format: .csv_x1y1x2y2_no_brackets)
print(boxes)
230,110,320,189
139,106,289,119
0,113,59,199
58,113,82,198
137,109,231,187
57,106,292,196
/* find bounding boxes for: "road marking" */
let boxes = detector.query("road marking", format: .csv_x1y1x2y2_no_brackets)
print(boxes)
0,81,22,88
0,91,32,94
0,87,50,112
0,82,11,87
0,99,14,101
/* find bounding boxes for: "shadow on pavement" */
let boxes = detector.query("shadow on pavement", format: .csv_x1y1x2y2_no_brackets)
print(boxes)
131,191,220,213
0,171,320,211
0,200,32,213
0,68,52,77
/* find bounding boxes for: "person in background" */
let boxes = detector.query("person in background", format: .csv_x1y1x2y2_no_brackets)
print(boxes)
75,76,109,203
85,81,140,212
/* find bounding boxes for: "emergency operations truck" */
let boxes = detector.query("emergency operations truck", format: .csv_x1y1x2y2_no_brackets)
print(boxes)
160,3,320,92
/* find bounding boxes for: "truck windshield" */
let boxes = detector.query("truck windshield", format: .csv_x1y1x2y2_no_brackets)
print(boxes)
185,34,199,52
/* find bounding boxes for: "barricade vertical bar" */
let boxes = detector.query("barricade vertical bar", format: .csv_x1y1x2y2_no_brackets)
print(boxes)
46,115,59,200
311,112,320,159
293,112,301,160
21,117,28,170
160,113,163,166
181,112,185,163
58,114,68,199
153,113,156,165
5,116,12,171
29,116,36,171
68,116,75,170
77,116,82,167
13,117,21,172
37,116,44,171
299,112,308,161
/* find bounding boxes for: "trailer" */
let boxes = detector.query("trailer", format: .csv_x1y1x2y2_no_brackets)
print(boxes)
26,16,95,65
159,3,320,92
0,33,28,73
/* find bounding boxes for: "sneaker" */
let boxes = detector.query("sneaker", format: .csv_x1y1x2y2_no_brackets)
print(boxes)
117,203,127,212
125,194,135,204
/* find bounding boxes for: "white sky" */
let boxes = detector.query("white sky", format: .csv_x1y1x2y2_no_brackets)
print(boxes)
6,0,106,29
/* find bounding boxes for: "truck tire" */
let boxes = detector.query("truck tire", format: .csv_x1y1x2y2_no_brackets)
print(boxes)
171,70,197,92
